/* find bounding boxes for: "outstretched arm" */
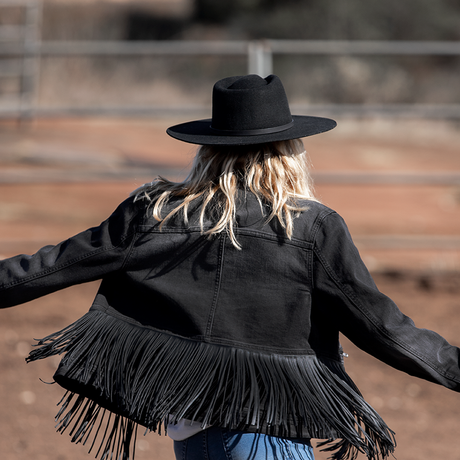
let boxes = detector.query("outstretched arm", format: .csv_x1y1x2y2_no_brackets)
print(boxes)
0,197,141,308
313,211,460,391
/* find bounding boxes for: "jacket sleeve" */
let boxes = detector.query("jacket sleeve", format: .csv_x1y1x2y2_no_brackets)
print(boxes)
0,197,141,308
312,210,460,392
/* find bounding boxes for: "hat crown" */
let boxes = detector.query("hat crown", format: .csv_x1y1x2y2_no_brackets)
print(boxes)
211,74,293,134
227,74,267,90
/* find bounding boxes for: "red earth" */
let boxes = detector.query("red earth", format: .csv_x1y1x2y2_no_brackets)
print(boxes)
1,117,460,460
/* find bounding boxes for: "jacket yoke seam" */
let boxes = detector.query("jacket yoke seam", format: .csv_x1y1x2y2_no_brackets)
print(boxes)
235,227,313,250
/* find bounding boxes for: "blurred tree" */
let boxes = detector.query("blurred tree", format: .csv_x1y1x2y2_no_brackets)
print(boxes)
193,0,460,40
194,0,236,23
125,11,186,40
194,0,304,24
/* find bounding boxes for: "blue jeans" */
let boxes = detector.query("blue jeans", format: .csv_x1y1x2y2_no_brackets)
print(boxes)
173,427,314,460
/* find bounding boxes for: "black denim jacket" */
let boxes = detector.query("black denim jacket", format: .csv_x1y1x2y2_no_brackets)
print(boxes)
1,193,459,460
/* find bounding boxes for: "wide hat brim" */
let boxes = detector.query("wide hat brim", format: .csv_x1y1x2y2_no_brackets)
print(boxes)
167,115,337,146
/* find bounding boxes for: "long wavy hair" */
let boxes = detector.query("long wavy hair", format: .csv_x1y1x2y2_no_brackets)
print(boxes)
132,138,318,249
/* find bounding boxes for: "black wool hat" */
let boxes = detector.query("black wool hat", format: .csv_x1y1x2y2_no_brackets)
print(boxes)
167,74,337,146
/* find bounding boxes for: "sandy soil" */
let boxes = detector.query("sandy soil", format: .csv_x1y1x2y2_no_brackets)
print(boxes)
1,117,460,460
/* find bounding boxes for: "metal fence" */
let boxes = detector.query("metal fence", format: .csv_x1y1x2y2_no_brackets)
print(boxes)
3,39,460,120
2,1,460,119
0,0,42,119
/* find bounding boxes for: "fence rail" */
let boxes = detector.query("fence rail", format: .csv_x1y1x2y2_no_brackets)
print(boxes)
3,39,460,57
268,39,460,55
2,38,460,119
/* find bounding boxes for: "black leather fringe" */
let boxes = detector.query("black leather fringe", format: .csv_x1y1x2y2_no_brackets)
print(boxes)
54,391,138,460
27,306,396,460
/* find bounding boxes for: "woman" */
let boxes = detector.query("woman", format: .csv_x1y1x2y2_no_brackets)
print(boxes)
1,74,460,460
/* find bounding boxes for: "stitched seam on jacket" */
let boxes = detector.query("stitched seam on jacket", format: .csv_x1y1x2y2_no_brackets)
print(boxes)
1,198,144,290
118,230,144,271
0,232,136,289
202,335,316,355
235,230,312,249
205,234,226,339
309,209,336,291
314,244,460,384
91,303,316,355
139,226,313,250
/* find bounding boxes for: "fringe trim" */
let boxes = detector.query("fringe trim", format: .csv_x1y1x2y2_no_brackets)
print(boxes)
54,391,138,460
27,307,395,460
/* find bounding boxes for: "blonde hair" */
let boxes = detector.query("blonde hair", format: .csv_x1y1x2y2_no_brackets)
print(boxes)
132,139,318,249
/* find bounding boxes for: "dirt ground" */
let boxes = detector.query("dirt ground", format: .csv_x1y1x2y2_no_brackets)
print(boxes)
0,117,460,460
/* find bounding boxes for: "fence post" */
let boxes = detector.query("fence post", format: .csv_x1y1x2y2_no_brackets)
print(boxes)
248,41,273,76
20,0,43,122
